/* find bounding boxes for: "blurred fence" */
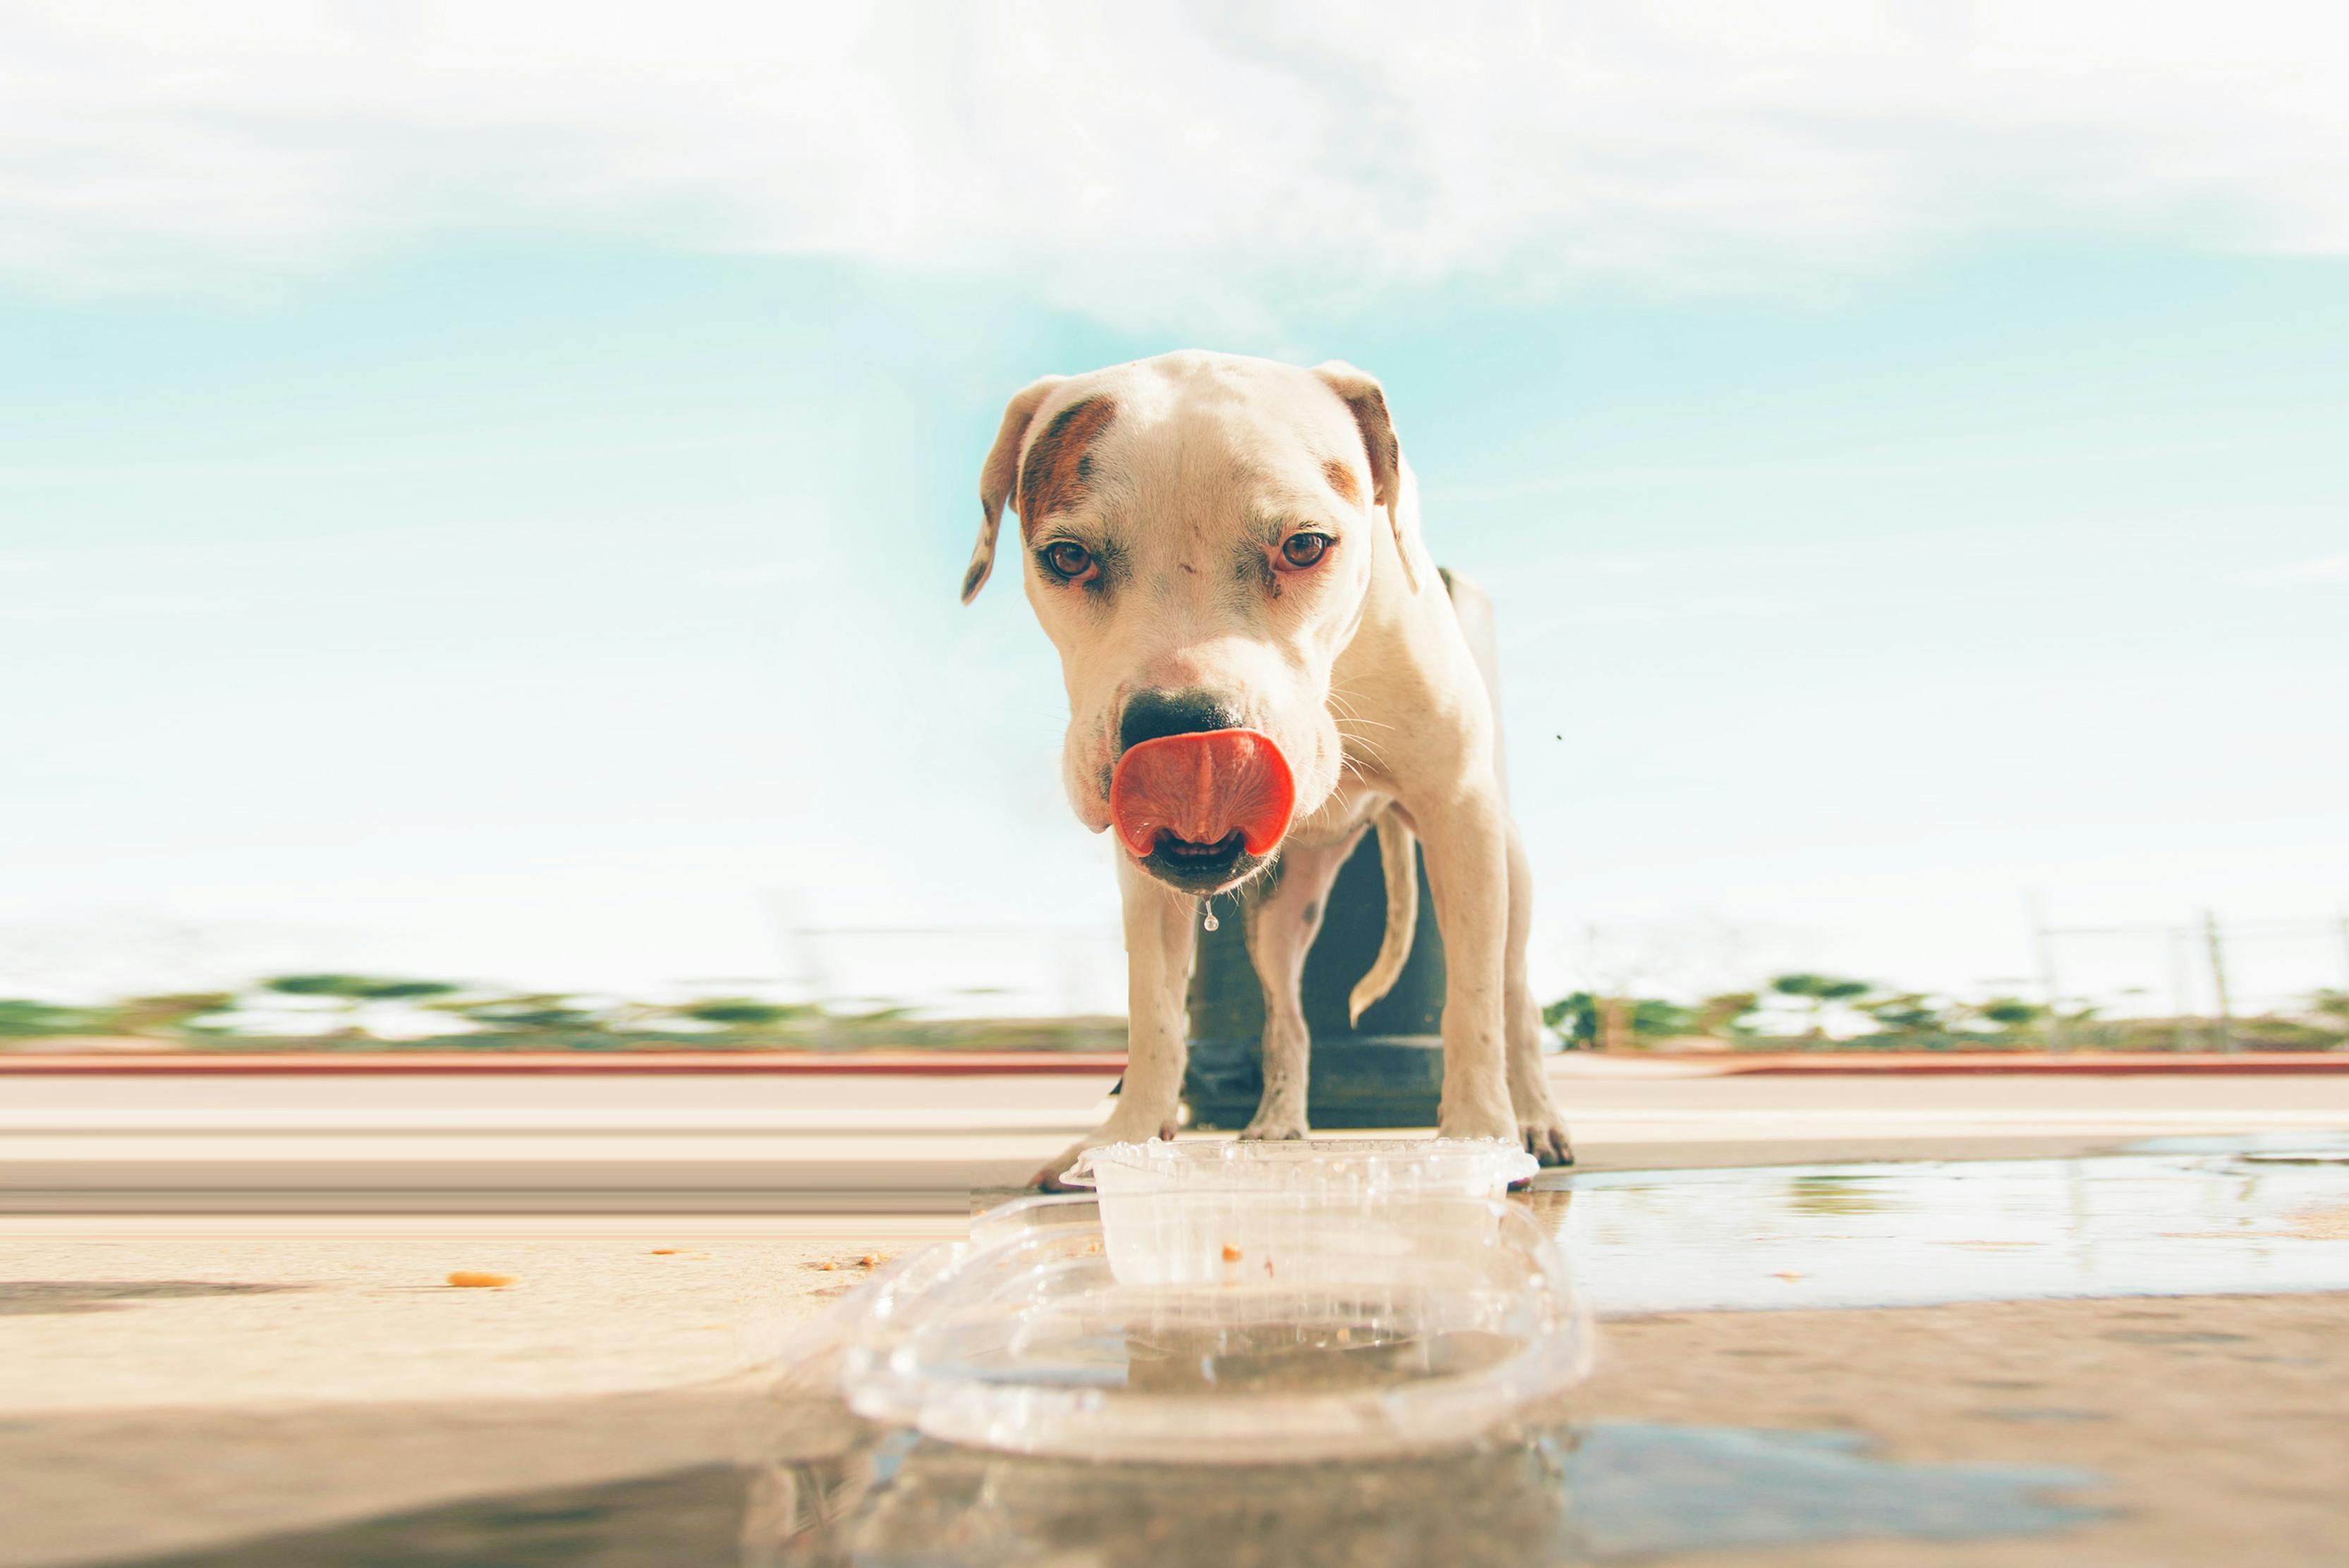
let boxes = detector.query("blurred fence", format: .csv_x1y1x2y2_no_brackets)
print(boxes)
2038,913,2349,1050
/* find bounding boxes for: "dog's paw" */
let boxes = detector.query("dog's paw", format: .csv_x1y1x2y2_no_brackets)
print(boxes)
1238,1114,1310,1143
1028,1117,1179,1191
1519,1116,1575,1167
1028,1145,1089,1192
1438,1101,1519,1146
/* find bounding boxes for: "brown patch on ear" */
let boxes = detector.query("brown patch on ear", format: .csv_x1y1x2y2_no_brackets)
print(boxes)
968,375,1065,604
1017,396,1117,537
1333,385,1398,511
960,537,992,602
1313,360,1419,594
1321,458,1361,506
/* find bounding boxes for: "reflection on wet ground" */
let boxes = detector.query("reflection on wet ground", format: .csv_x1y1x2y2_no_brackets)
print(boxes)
117,1464,748,1568
1536,1149,2349,1313
0,1280,302,1317
788,1422,2099,1567
117,1416,2103,1567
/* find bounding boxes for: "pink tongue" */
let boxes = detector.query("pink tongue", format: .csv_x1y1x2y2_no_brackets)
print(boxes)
1108,729,1297,858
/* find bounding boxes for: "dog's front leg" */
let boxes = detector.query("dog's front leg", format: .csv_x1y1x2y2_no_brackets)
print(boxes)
1030,853,1198,1189
1503,816,1574,1164
1414,789,1519,1143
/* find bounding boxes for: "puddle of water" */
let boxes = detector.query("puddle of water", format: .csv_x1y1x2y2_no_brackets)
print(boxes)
1534,1151,2349,1314
798,1422,2100,1567
114,1464,748,1568
0,1280,301,1317
1562,1423,2100,1560
113,1417,2103,1567
787,1424,2094,1566
2124,1131,2349,1157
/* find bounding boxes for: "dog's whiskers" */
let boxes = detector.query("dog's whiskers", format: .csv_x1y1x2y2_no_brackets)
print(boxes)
1333,726,1392,772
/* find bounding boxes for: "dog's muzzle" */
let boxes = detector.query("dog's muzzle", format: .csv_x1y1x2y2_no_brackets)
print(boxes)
1108,729,1296,890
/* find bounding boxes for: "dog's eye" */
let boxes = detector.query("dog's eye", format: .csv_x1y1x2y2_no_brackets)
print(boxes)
1280,533,1331,569
1042,541,1094,580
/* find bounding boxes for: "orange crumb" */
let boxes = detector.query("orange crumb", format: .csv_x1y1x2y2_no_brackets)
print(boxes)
1221,1244,1244,1263
650,1248,679,1256
445,1272,513,1289
858,1253,887,1268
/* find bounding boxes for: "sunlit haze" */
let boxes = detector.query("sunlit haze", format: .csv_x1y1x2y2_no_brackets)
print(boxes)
4,4,2344,1015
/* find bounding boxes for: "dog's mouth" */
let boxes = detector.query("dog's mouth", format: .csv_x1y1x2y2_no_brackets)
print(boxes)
1139,829,1259,894
1107,729,1295,892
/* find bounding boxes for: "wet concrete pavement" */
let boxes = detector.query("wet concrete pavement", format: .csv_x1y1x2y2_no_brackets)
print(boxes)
6,1141,2349,1564
1536,1142,2349,1311
28,1289,2347,1567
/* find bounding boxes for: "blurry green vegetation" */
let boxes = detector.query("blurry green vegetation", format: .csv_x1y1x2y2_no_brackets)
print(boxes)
266,975,461,1000
1541,992,1702,1047
0,999,111,1037
0,970,2339,1055
0,973,1124,1054
1542,972,2348,1053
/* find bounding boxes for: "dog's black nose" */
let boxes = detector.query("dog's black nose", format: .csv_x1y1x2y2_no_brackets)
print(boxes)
1119,688,1244,755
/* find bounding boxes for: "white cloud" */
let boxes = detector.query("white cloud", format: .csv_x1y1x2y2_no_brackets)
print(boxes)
4,2,2349,319
2236,552,2349,586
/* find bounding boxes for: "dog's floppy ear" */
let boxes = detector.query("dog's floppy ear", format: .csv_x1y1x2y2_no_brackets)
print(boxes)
1313,361,1422,594
963,375,1065,604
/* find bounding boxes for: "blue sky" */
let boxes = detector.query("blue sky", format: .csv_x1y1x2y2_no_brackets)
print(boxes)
2,6,2345,1011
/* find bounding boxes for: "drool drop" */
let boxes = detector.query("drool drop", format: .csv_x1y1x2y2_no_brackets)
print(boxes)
1201,901,1219,933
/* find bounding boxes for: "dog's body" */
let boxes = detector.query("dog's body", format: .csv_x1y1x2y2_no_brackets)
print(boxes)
960,352,1572,1181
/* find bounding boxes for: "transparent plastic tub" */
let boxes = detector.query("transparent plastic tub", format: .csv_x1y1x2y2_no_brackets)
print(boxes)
839,1193,1589,1463
1061,1137,1540,1287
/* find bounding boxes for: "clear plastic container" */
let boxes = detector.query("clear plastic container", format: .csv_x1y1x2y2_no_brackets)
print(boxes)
838,1192,1589,1463
1061,1137,1541,1287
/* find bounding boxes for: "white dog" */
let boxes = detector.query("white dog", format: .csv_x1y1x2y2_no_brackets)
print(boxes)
960,351,1572,1185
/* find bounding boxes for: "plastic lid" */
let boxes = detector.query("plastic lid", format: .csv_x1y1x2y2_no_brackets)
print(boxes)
1062,1136,1539,1195
837,1192,1590,1463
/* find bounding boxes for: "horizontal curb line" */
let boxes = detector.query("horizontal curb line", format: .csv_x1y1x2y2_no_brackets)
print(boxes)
1,1050,2343,1076
1689,1052,2349,1075
0,1052,1130,1076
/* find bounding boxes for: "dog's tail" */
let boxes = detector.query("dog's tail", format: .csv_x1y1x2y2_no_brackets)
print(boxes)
1347,806,1419,1026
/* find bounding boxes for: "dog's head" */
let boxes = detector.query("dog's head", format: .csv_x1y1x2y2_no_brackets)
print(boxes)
961,352,1424,896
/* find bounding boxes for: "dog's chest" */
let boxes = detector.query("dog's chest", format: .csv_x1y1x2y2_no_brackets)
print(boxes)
1286,774,1390,852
